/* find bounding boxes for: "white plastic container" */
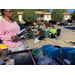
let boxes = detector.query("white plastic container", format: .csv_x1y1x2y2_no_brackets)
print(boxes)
64,59,71,65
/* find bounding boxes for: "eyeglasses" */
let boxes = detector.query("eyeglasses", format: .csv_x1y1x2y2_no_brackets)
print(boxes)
6,11,13,13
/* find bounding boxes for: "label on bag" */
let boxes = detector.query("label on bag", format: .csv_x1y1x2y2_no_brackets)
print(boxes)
2,50,9,55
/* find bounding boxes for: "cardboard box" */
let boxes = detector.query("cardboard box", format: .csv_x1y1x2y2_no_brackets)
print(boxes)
67,50,75,61
61,47,74,56
42,44,53,55
43,45,54,55
47,48,60,59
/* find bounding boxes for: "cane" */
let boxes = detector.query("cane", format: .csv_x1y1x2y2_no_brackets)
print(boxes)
27,46,36,65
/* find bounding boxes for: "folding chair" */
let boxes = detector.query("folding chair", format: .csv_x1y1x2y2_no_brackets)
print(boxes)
56,29,61,40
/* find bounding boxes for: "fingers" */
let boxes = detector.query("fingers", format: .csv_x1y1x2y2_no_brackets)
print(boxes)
11,36,18,40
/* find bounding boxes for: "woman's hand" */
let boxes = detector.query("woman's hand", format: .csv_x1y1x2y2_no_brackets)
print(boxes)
11,36,18,40
21,37,26,41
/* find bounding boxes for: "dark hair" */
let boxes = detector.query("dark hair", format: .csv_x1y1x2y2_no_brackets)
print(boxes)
1,9,5,15
38,28,40,31
52,25,55,29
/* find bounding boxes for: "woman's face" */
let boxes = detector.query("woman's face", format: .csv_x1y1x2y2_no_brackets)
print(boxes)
4,9,13,18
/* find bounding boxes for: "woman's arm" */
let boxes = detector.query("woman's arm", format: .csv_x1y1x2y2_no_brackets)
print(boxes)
0,22,12,41
36,31,40,36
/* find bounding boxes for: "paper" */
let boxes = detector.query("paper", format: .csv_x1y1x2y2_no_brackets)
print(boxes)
35,38,40,43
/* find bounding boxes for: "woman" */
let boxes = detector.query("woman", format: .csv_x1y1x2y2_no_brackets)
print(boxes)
0,9,26,52
50,25,56,38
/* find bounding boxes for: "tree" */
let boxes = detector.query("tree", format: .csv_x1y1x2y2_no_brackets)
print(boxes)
22,9,37,25
0,9,1,12
51,9,64,22
12,10,20,24
44,20,47,24
62,9,68,13
42,9,50,12
71,10,75,21
34,9,50,12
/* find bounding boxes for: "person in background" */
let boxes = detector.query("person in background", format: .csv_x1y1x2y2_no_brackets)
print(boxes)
50,25,56,38
45,26,49,31
27,26,34,38
35,28,40,37
0,9,26,52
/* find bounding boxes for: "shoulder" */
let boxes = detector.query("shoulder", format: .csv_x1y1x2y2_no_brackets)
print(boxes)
0,18,4,22
0,19,6,28
0,18,5,25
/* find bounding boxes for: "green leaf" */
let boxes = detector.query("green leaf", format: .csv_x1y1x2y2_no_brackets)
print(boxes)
51,9,64,22
22,9,37,24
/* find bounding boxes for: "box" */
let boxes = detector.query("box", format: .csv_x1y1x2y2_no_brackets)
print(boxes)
42,44,53,49
66,50,75,61
61,47,74,56
47,48,60,59
42,44,53,55
43,46,54,55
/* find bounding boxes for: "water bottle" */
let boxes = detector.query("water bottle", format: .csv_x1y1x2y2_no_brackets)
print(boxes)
53,60,56,65
51,60,54,65
64,59,71,65
40,60,46,65
34,48,36,54
36,47,39,54
32,47,35,54
44,55,52,65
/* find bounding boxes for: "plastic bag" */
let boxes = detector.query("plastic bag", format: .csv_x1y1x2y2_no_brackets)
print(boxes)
35,38,40,43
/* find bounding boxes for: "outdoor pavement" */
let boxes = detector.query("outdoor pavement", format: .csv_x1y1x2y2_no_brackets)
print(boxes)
25,25,75,49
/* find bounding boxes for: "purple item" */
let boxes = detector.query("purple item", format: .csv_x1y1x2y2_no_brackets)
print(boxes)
0,59,4,65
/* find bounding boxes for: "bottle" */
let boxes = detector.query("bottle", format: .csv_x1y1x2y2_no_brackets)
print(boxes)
0,44,4,55
34,48,36,54
32,47,34,54
36,47,39,54
51,60,56,65
45,55,51,65
40,60,46,65
64,59,71,65
51,59,54,65
0,44,9,57
54,60,57,65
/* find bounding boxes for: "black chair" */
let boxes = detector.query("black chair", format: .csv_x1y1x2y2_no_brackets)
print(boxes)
51,33,56,38
38,30,45,40
56,29,61,40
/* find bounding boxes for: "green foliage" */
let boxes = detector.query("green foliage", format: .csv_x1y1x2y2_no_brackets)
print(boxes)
0,9,1,12
71,10,75,20
12,10,20,24
43,9,50,12
51,9,64,22
62,9,68,13
22,9,37,24
44,20,47,24
12,9,50,12
34,9,50,12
